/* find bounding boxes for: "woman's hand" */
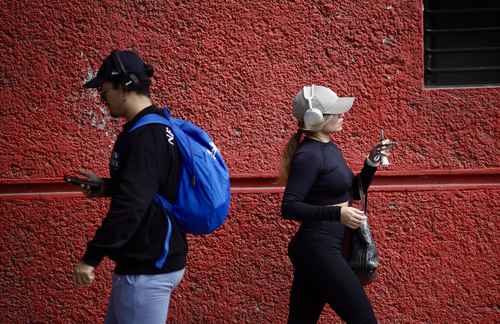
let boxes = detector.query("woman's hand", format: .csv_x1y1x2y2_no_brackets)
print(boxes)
78,169,105,197
367,139,396,166
340,207,367,229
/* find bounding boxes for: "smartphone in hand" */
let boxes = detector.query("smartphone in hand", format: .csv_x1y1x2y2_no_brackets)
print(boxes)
64,176,102,189
378,130,397,166
379,130,397,146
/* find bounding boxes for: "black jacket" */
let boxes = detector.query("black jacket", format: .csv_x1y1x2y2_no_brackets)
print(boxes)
82,106,188,274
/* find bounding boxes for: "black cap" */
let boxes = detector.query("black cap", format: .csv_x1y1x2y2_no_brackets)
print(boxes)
84,50,153,89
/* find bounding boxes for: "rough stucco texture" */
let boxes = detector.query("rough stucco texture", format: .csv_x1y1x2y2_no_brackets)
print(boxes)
0,0,499,179
0,0,499,323
0,191,498,323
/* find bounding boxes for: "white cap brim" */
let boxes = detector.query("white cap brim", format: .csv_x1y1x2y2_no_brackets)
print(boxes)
323,97,355,114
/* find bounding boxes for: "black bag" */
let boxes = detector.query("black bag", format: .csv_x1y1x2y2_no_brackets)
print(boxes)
345,179,379,285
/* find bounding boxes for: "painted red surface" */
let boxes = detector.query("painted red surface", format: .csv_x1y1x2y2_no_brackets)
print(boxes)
0,0,498,323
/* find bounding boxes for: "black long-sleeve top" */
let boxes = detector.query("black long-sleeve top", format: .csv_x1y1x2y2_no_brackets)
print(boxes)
82,106,187,275
281,138,377,225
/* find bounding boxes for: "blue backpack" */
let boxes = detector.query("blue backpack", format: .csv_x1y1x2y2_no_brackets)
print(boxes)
129,107,231,268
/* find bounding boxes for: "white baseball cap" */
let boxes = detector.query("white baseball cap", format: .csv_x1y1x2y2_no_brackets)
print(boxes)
292,85,355,127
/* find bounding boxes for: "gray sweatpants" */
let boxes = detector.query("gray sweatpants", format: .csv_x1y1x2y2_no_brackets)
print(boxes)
104,268,185,324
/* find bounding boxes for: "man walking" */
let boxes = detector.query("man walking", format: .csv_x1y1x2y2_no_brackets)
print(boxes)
73,50,187,324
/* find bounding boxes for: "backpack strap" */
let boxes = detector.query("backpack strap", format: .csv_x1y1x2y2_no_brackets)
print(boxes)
128,109,178,217
154,195,173,269
128,113,170,133
128,109,177,269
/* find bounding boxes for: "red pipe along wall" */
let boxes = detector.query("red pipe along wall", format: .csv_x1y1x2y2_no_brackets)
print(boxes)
0,1,498,323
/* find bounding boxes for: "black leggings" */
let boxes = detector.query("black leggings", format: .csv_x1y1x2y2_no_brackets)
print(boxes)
287,238,377,324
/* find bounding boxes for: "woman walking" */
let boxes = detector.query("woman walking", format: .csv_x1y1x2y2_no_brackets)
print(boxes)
280,85,391,324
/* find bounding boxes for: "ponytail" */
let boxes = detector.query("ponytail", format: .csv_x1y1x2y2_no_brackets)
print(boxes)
278,128,303,185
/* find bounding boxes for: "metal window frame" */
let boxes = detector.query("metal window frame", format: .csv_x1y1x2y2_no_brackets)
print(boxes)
423,1,500,88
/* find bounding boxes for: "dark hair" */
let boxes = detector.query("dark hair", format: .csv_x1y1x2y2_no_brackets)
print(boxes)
278,127,304,185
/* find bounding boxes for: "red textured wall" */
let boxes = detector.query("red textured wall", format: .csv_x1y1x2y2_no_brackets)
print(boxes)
0,1,498,323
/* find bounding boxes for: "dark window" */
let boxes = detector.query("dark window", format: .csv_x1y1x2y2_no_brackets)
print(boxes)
424,0,500,87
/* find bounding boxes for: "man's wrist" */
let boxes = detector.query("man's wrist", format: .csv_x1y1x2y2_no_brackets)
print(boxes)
82,246,104,268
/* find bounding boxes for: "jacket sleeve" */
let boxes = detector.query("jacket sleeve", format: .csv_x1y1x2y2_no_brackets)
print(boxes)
351,160,378,200
82,127,164,267
281,149,341,222
101,178,114,197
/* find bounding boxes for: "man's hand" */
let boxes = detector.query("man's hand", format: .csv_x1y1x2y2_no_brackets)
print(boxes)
340,207,367,229
73,262,96,286
78,169,105,197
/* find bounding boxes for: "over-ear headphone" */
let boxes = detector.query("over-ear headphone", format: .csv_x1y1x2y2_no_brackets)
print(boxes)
111,51,140,90
302,85,325,131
